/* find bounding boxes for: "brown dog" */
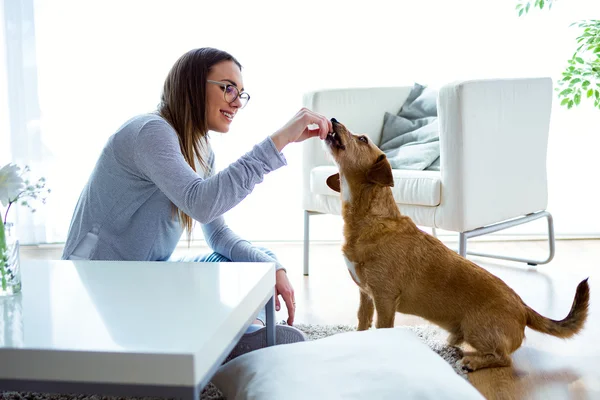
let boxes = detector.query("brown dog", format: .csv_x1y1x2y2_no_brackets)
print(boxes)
323,117,589,371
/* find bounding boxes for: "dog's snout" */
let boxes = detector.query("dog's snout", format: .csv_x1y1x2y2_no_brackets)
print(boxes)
331,117,339,124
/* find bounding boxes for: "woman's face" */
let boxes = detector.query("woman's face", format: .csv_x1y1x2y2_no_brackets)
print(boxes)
206,60,244,133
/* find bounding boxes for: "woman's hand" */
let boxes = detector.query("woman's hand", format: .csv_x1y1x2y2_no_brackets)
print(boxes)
275,269,296,326
270,108,332,152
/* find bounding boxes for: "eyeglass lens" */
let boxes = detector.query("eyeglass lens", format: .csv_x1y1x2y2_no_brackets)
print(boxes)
224,85,249,107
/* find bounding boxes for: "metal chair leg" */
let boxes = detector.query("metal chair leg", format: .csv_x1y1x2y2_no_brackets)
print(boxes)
459,232,467,257
457,211,555,266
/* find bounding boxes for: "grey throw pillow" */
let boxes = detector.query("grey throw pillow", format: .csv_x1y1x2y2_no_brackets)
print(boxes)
379,83,440,171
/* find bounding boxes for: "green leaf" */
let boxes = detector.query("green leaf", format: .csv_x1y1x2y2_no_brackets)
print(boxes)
569,78,581,85
516,3,523,9
596,90,600,99
560,88,573,95
560,98,570,105
568,100,574,109
526,3,530,12
588,89,594,98
583,80,591,87
519,8,524,16
539,0,544,9
576,57,585,64
575,92,581,105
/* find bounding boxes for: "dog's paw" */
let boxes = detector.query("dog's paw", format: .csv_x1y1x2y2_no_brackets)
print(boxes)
461,356,477,372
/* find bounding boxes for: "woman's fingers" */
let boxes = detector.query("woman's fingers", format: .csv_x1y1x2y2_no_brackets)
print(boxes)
282,290,295,326
275,287,281,311
301,109,330,140
271,108,331,150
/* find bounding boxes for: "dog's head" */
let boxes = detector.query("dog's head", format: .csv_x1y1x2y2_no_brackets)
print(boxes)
324,118,394,193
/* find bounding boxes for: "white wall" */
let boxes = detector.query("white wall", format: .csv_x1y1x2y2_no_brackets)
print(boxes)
3,0,599,244
0,0,10,163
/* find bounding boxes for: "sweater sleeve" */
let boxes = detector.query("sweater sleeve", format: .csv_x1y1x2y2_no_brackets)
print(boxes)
133,118,286,224
201,216,285,271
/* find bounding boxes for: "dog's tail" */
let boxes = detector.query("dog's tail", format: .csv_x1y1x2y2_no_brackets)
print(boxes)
525,278,590,338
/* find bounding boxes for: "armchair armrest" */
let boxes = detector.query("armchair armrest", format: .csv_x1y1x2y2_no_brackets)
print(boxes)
301,86,412,211
435,77,553,232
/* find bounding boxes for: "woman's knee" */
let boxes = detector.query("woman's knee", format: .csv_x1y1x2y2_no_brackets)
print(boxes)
200,252,232,263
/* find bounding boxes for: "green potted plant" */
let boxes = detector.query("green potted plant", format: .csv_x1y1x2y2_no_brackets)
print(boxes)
0,163,50,296
516,0,600,109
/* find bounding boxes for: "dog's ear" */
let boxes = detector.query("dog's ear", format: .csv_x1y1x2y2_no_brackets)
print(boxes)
326,173,341,193
367,154,394,187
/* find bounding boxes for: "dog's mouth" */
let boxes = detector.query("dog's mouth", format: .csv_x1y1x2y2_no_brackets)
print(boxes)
325,131,345,150
325,119,345,150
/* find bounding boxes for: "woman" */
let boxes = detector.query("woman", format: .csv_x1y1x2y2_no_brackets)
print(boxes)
62,47,332,356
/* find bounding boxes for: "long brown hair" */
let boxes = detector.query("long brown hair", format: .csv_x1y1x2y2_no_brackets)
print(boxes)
158,48,242,238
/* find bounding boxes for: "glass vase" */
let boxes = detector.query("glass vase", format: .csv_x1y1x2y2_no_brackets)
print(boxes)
0,223,22,296
0,293,24,347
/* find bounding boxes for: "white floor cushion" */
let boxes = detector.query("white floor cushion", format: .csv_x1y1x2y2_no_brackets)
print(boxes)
212,327,484,400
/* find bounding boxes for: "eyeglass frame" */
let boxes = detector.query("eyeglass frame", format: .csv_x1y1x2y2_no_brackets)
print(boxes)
207,80,251,108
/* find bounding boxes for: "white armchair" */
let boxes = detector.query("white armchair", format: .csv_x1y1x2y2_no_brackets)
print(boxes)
301,78,555,275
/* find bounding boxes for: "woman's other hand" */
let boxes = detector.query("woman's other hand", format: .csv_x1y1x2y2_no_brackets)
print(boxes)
270,108,332,152
275,269,296,326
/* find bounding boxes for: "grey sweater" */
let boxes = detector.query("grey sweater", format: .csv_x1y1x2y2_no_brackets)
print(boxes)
61,113,287,270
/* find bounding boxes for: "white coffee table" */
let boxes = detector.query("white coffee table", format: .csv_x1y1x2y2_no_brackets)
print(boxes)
0,259,277,399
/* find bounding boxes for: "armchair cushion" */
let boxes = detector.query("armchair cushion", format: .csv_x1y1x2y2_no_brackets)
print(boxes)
310,166,441,207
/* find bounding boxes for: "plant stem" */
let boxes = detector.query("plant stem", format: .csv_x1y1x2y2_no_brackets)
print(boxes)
3,202,12,225
0,264,6,291
0,223,6,291
0,267,6,291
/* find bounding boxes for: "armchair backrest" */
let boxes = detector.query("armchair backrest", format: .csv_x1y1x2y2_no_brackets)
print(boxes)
435,77,553,231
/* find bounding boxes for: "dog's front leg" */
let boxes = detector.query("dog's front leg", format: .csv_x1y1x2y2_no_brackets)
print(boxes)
373,295,396,329
357,290,374,330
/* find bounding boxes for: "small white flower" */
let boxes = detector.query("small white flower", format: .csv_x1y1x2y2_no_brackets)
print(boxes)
0,163,24,207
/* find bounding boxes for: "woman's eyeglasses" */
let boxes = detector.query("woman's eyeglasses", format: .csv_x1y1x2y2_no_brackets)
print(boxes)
207,80,250,108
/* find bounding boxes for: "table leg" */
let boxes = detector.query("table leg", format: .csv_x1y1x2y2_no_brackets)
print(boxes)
184,386,200,400
265,293,276,346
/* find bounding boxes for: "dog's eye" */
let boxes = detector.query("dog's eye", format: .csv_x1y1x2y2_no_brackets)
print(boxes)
359,136,368,144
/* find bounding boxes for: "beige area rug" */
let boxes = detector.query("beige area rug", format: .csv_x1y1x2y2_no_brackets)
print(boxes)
1,323,465,400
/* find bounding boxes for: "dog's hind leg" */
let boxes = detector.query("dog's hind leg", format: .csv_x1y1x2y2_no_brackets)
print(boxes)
461,326,519,371
357,290,375,330
373,295,396,328
461,350,512,372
